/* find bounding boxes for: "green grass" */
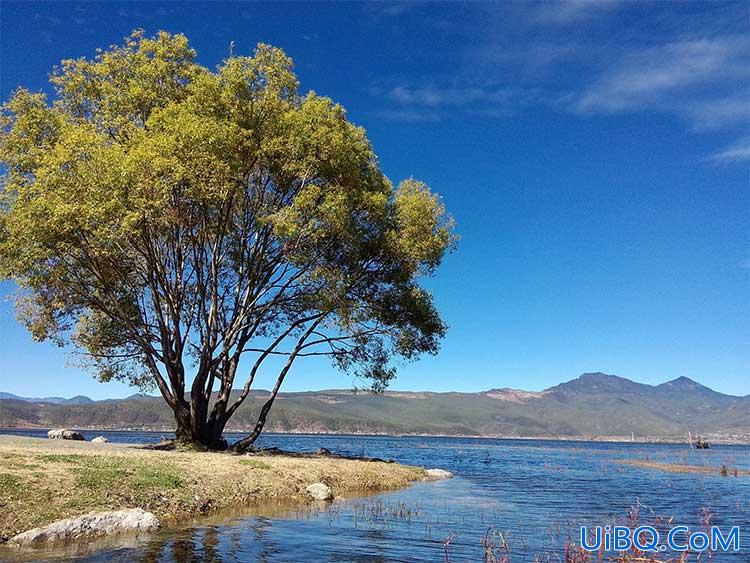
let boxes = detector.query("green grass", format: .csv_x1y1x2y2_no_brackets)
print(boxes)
0,438,424,542
71,464,128,489
238,459,271,470
34,453,183,490
0,452,41,471
38,454,86,464
0,473,21,488
132,467,184,488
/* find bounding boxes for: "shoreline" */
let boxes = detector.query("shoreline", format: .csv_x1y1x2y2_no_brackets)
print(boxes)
2,426,748,446
0,435,425,545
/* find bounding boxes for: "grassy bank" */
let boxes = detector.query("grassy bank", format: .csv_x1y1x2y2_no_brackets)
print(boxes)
0,435,424,542
618,459,749,476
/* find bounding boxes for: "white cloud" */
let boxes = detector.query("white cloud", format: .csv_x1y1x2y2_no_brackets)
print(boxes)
383,85,542,121
574,37,749,120
375,109,441,123
372,3,749,161
388,86,517,107
535,0,623,25
683,96,750,131
706,136,750,164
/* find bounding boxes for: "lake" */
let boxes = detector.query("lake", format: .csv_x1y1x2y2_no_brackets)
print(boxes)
2,429,749,562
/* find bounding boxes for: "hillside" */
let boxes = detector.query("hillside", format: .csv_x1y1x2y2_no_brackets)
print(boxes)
1,373,748,442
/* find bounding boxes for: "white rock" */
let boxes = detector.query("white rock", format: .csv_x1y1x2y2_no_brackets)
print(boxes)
10,509,160,546
91,436,108,444
305,482,333,501
424,468,454,481
47,429,85,441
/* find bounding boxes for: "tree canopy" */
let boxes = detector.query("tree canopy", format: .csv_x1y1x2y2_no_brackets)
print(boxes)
0,30,455,449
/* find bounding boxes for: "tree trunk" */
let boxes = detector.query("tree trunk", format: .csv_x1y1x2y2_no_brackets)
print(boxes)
200,418,229,450
229,318,323,452
172,404,228,450
230,393,274,452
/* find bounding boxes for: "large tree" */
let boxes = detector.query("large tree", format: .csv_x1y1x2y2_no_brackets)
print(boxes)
0,31,455,450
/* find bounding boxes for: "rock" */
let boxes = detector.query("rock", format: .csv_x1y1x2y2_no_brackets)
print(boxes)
91,436,108,444
305,482,333,501
423,468,454,481
316,447,332,456
9,509,160,546
47,429,85,441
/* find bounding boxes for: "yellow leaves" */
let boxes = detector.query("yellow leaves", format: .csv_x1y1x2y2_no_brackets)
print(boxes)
0,89,64,175
50,29,199,132
1,31,456,281
284,94,371,177
218,44,298,104
0,29,457,385
125,107,245,229
392,179,456,274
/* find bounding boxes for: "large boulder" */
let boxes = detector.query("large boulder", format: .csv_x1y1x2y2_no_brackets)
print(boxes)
91,436,108,444
9,509,160,546
424,468,454,481
47,429,85,441
305,482,333,501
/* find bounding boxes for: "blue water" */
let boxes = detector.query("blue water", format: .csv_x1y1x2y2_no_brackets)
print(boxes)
2,429,749,562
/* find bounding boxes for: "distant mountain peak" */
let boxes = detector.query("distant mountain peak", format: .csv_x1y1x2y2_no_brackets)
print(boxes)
545,372,650,395
65,395,94,405
579,372,621,380
668,376,697,384
657,376,709,391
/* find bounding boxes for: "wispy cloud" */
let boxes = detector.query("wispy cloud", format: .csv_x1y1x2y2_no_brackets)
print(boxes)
572,37,750,138
362,1,420,20
383,85,541,120
682,96,750,132
375,109,441,123
574,37,749,116
371,3,749,164
389,86,518,107
706,136,750,164
535,0,623,25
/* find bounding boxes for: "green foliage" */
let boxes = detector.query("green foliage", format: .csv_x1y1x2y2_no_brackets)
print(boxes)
238,459,271,470
0,30,455,440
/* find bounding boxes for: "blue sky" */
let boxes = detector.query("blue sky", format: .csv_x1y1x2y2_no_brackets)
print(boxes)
0,1,748,399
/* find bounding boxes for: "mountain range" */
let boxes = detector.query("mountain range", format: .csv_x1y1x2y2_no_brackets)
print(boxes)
0,393,93,405
1,373,748,442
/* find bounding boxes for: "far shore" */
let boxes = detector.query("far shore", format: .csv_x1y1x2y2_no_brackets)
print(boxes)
2,426,749,446
0,435,425,544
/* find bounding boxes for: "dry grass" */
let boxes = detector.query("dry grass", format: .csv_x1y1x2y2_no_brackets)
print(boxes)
0,435,424,542
618,459,749,477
